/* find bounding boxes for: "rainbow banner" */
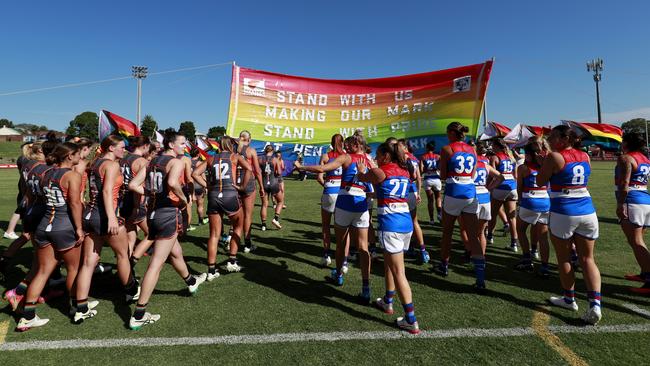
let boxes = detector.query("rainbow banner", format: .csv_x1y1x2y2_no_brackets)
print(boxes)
562,120,622,151
226,61,493,172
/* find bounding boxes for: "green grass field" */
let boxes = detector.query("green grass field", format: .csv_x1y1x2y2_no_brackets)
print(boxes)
0,142,23,163
0,162,649,365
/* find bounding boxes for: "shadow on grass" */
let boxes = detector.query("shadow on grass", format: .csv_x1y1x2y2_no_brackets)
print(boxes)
236,251,393,327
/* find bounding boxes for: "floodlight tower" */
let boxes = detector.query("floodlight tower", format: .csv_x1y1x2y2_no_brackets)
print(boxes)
586,58,603,124
132,66,149,128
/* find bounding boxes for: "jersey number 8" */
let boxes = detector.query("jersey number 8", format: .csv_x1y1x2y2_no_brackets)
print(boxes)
571,165,585,185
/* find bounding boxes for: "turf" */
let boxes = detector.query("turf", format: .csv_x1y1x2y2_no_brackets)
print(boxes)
0,161,649,365
0,141,23,163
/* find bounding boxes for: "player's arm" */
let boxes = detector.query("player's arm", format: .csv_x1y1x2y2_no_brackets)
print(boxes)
536,152,563,186
167,159,188,207
192,158,209,189
316,155,327,187
296,154,349,173
65,171,84,244
102,161,121,235
438,146,452,180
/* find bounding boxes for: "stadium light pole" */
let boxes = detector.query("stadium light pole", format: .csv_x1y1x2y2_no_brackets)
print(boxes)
132,66,148,128
586,58,603,124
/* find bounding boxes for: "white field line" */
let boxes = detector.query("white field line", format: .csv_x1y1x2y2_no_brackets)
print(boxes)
622,303,650,319
1,323,649,352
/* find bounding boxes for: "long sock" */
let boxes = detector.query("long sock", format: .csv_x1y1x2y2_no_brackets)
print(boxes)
130,256,139,269
563,289,576,304
0,255,10,273
361,279,370,297
403,303,416,324
587,291,601,308
521,252,532,263
208,263,218,275
184,274,196,286
125,277,139,296
229,256,237,264
472,257,486,285
76,299,89,313
419,243,426,251
70,297,77,309
15,280,29,296
134,303,147,320
384,290,396,304
51,266,63,280
22,301,37,320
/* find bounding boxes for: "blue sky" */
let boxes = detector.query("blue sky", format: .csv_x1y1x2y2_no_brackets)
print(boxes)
0,0,648,133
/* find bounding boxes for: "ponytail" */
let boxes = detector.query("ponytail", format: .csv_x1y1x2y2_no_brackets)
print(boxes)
46,142,78,166
376,142,408,170
447,122,469,140
552,125,582,149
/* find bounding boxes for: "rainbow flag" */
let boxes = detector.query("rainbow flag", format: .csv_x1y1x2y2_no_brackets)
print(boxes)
562,120,622,151
184,140,209,160
98,110,140,141
206,138,220,151
527,125,552,136
480,121,512,140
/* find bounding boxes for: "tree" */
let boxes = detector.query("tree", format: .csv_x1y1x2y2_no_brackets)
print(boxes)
207,126,226,138
621,118,648,136
178,121,196,141
66,111,99,141
0,118,14,128
140,115,157,138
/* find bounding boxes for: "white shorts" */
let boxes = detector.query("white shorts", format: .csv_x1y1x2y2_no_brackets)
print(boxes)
334,208,370,228
492,188,518,201
625,203,650,227
443,195,479,217
424,178,442,192
378,231,412,254
478,202,491,221
407,192,419,211
519,207,549,225
321,194,338,214
549,212,599,240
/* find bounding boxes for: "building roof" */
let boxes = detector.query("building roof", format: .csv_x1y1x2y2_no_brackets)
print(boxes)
0,126,22,136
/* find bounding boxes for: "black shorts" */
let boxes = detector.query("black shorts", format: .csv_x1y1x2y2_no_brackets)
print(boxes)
147,207,183,240
264,183,280,195
83,207,124,236
207,190,241,216
239,179,256,197
119,195,135,220
34,229,79,252
129,202,147,224
183,187,192,201
23,204,46,233
194,187,205,198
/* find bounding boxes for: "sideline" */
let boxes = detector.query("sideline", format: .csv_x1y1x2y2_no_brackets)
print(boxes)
1,323,649,352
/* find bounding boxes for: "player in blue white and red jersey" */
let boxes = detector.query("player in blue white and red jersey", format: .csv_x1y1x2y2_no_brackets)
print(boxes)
356,142,419,334
296,134,375,304
316,134,345,266
459,141,504,261
398,139,429,264
614,132,650,294
537,125,602,325
434,122,487,291
420,142,442,224
487,139,519,251
515,136,551,277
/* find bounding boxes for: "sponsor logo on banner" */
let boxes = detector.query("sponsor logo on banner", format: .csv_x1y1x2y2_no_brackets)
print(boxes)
243,78,265,97
453,76,471,93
